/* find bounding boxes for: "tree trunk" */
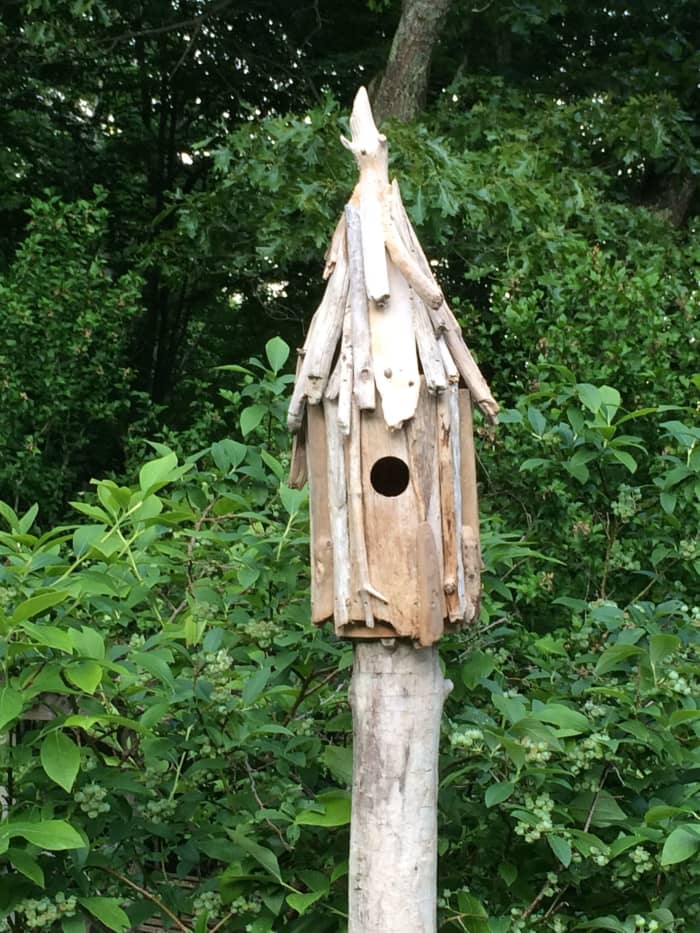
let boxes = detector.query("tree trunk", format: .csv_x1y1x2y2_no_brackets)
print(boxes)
349,640,452,933
372,0,455,122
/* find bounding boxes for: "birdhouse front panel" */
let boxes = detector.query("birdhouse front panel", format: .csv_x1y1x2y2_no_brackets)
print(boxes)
288,87,498,645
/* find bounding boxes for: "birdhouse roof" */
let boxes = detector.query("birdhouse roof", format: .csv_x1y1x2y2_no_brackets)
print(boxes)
287,87,498,437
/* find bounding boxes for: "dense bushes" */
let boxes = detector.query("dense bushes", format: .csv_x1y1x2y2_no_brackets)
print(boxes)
1,335,698,931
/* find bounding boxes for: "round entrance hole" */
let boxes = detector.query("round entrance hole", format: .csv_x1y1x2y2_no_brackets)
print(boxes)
370,456,410,497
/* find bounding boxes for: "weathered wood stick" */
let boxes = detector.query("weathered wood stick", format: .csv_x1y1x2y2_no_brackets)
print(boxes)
389,179,499,424
437,387,465,622
348,402,387,627
447,384,466,621
307,404,334,623
288,430,308,489
386,193,443,310
323,398,351,629
437,335,459,384
323,212,347,280
459,389,481,623
414,296,448,394
287,245,350,431
337,302,353,435
345,204,376,412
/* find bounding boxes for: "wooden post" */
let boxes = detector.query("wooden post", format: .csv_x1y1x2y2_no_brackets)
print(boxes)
349,641,452,933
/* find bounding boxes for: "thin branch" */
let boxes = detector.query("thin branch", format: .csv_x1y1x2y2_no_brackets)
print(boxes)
94,865,188,932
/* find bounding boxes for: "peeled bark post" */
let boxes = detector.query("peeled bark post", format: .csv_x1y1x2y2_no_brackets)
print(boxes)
349,641,452,933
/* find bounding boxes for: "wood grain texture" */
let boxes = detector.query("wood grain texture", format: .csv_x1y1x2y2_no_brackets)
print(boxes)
370,257,420,429
416,522,444,646
307,405,334,624
345,204,376,412
323,398,351,629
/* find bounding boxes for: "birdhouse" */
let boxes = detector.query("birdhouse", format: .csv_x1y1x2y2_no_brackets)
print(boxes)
288,88,499,646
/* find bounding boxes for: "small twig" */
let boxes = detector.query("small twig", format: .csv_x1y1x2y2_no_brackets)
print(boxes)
584,765,610,833
244,759,293,851
94,865,188,932
210,909,239,933
285,667,339,723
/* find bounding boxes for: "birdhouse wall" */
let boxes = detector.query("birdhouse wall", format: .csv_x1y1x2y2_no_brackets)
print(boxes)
306,378,480,645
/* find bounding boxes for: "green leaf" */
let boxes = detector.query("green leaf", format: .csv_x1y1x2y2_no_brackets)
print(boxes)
227,829,283,882
661,825,700,865
527,406,546,436
660,490,677,514
535,704,590,734
78,897,130,932
649,633,679,671
577,383,602,414
70,625,105,659
132,651,175,691
455,892,489,932
40,731,81,792
321,745,353,786
62,917,87,933
286,889,325,915
65,660,103,694
241,404,267,437
20,621,73,653
595,643,645,675
485,782,515,808
296,792,351,827
569,790,627,827
265,336,290,373
72,524,107,557
9,590,69,624
139,451,178,494
0,819,85,850
8,847,45,887
0,685,23,730
211,438,247,473
610,449,637,473
242,666,271,705
461,651,497,688
548,834,572,867
279,484,307,515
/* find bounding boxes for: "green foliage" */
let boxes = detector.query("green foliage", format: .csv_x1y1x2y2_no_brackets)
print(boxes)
0,192,145,519
0,343,698,931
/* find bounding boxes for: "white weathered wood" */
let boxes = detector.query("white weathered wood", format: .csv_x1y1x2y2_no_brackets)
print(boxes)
324,212,346,280
385,191,443,310
437,335,459,384
389,178,499,424
323,398,351,628
307,405,334,623
345,204,376,412
370,258,420,429
447,384,466,621
413,294,448,394
287,246,350,431
349,641,452,933
342,87,391,305
337,302,353,435
459,389,481,623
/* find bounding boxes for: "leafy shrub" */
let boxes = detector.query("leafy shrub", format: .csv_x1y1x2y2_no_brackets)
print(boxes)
0,341,698,932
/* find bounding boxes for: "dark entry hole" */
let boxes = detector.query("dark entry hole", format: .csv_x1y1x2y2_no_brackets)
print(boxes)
370,456,409,497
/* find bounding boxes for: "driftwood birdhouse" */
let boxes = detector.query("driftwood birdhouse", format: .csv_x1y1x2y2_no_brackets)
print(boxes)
288,88,498,646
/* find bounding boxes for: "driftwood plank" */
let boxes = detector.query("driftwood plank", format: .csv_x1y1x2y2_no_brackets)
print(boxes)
389,179,499,424
437,387,465,622
307,405,334,623
345,204,376,412
370,257,420,429
360,400,419,635
459,388,481,623
287,243,349,431
416,522,444,646
337,303,353,435
323,398,351,629
414,295,448,394
289,429,308,490
323,212,347,280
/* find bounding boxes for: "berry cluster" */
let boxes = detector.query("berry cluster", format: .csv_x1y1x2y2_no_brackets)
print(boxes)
74,783,110,819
